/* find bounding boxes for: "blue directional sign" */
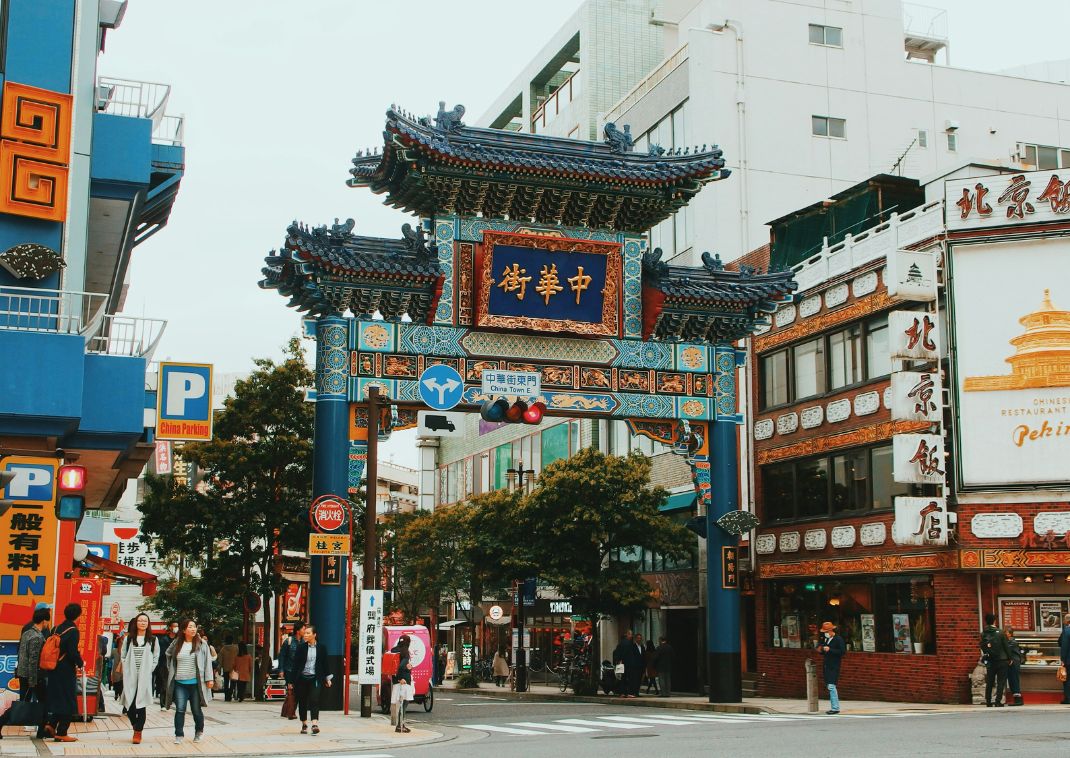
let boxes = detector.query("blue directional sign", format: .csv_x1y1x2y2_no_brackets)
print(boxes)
156,362,214,441
418,364,464,411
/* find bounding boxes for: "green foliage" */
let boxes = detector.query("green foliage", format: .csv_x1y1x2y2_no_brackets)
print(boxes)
141,575,242,636
138,339,315,634
455,671,480,689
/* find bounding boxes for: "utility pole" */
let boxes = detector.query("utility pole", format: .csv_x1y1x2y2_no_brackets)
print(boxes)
506,461,534,693
360,386,379,718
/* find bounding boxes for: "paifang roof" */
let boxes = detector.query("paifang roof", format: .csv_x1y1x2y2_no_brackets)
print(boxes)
259,219,442,320
642,249,798,342
347,103,730,232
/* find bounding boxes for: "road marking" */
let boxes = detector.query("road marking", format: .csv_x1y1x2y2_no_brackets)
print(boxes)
637,713,771,723
510,721,599,733
555,718,649,730
460,724,551,735
599,715,700,726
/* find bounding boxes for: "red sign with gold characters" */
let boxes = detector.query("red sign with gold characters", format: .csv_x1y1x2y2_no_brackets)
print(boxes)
0,82,72,222
721,546,739,590
71,576,104,679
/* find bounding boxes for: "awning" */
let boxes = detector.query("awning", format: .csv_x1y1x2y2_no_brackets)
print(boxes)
438,619,472,630
80,555,157,595
661,491,697,513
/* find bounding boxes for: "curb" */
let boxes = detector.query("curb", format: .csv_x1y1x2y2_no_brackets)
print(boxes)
450,687,770,714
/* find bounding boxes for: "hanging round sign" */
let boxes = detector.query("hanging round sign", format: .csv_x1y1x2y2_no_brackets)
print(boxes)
309,495,348,533
488,605,504,621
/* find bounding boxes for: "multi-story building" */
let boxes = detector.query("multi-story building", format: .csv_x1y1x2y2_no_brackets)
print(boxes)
0,0,184,648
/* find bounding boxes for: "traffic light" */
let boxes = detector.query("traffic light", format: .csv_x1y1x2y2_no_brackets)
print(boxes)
480,398,545,425
0,469,14,517
56,464,86,521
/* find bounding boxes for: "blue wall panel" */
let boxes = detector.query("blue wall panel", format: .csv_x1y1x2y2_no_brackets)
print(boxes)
5,0,76,92
91,114,152,186
76,353,146,440
0,331,83,421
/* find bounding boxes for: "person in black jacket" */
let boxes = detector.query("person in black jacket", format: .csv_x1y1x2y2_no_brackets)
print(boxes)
46,603,85,742
390,634,412,733
819,621,846,715
981,612,1011,707
291,625,332,735
612,630,643,698
1004,627,1024,706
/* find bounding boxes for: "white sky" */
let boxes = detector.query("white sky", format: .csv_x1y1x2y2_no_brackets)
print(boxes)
101,1,1068,464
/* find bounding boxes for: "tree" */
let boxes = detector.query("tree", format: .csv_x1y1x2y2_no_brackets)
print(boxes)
513,448,693,681
138,339,314,688
141,575,242,635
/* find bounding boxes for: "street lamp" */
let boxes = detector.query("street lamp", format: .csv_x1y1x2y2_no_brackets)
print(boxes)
506,460,535,491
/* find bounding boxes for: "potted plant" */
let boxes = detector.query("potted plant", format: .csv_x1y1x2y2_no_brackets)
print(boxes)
912,615,927,654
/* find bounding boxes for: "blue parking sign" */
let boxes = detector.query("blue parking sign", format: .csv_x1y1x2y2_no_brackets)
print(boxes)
418,364,464,411
156,362,214,441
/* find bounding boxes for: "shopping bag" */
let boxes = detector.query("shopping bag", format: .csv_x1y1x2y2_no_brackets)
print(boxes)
5,700,45,726
1058,664,1067,683
281,689,297,719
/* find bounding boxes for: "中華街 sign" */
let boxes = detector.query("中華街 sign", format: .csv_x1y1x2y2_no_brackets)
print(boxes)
481,369,541,398
951,236,1070,488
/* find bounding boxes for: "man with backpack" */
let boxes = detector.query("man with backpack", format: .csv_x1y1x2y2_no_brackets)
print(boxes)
981,612,1011,707
819,621,846,715
0,606,51,739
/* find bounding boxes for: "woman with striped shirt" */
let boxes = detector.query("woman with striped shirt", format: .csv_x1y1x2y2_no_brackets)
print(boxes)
120,613,159,744
163,619,215,745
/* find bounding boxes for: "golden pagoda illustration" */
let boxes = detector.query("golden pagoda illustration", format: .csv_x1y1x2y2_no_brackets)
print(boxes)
965,289,1070,391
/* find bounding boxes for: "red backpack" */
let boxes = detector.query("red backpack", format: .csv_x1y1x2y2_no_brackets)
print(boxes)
382,652,399,677
39,627,74,671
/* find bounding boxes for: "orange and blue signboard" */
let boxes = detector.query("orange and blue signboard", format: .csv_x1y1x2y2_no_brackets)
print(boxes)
0,456,60,641
156,362,214,441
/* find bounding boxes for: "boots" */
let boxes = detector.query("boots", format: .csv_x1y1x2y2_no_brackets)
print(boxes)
133,731,142,744
1009,694,1024,706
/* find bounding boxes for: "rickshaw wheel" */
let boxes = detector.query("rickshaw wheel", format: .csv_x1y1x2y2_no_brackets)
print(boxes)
422,686,434,712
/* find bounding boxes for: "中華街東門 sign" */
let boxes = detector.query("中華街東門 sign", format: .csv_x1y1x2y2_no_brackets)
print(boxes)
945,168,1070,232
950,236,1070,488
476,231,621,337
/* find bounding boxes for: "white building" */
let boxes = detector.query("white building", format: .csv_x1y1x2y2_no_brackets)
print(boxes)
480,0,1070,268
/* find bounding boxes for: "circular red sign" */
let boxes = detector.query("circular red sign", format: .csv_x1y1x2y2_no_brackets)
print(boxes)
310,496,347,532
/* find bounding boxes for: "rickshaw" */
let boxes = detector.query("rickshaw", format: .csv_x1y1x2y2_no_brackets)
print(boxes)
377,625,434,713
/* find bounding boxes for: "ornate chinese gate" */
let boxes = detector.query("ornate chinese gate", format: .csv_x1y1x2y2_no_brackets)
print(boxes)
261,103,796,707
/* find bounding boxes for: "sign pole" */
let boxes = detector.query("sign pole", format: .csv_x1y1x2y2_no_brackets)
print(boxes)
360,386,379,718
343,507,353,715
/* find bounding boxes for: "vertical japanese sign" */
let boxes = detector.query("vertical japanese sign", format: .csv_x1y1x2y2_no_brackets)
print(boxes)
890,371,942,423
0,457,59,642
889,311,941,361
356,589,383,685
154,440,172,475
71,577,103,678
721,546,739,589
892,497,949,546
892,434,946,484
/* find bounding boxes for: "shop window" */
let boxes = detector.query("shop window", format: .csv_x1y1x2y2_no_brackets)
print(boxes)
770,576,935,653
829,325,862,390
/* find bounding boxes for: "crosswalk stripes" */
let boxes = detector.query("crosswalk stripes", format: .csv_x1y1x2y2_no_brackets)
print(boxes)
456,710,943,737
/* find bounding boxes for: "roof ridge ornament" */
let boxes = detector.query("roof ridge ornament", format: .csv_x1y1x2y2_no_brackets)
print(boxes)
642,246,669,285
701,251,725,272
434,101,466,133
401,222,435,259
648,143,665,156
603,122,634,154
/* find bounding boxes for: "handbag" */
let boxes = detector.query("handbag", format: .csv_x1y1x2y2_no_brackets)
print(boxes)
1058,664,1067,683
229,669,240,681
614,662,625,679
5,699,45,726
280,688,297,719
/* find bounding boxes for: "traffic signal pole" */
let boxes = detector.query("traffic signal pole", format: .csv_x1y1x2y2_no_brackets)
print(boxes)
360,386,379,718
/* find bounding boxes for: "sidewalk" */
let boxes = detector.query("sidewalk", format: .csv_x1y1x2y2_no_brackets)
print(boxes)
442,680,1002,715
0,697,443,757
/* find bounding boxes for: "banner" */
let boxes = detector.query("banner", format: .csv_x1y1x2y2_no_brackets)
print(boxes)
71,577,104,679
356,590,383,685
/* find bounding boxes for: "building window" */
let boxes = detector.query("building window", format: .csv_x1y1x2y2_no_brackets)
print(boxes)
762,350,789,408
865,315,891,379
946,132,957,152
1020,143,1070,170
828,325,862,390
760,444,932,523
793,338,826,400
769,576,936,653
917,129,928,148
808,23,843,47
644,103,692,259
812,115,846,138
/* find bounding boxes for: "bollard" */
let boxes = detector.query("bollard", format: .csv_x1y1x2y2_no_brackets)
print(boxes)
805,658,818,713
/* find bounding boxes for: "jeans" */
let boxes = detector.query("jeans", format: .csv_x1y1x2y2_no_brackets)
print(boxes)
1007,662,1021,697
828,683,840,712
985,661,1008,705
295,678,321,722
173,682,205,736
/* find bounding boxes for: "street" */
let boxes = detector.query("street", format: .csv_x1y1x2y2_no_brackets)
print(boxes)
379,691,1070,758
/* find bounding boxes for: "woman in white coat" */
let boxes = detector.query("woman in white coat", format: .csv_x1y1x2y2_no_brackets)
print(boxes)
120,613,159,744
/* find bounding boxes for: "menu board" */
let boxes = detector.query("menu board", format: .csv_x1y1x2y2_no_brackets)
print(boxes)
1000,600,1036,633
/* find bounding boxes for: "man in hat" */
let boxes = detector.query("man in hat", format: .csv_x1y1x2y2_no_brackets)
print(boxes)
819,621,846,715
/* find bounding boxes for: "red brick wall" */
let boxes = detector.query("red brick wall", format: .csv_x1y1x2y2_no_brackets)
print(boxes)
755,572,978,703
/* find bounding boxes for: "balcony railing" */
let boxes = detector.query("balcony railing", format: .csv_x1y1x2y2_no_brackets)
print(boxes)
96,76,185,146
603,43,689,126
531,69,581,135
789,200,944,293
0,286,166,358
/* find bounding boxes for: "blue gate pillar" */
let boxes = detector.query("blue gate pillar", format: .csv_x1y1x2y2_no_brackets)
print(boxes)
310,316,350,710
707,347,742,703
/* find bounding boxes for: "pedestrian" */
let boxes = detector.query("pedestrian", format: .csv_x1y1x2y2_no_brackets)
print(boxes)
0,605,51,739
292,625,332,735
612,630,643,698
819,621,846,715
219,635,238,702
981,612,1011,707
436,645,447,686
1004,627,1023,707
157,621,178,707
45,602,84,742
109,635,124,705
120,613,159,744
1059,613,1070,704
492,646,509,687
654,636,673,697
280,621,304,719
232,643,253,702
163,618,215,744
201,632,218,698
390,634,413,734
643,639,659,695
